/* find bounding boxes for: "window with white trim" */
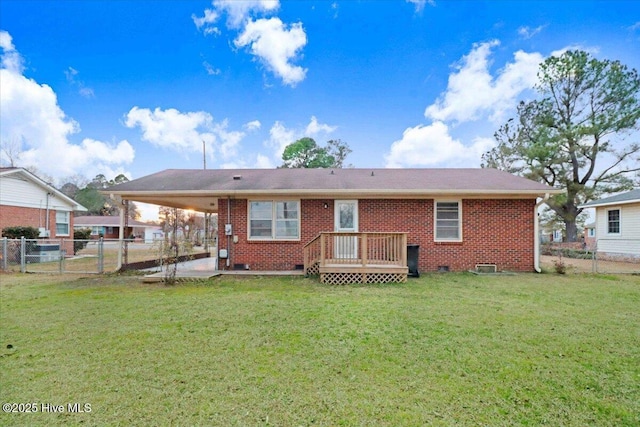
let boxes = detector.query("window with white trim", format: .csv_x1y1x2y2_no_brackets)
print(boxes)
607,209,620,234
435,200,461,241
249,200,299,240
587,228,595,237
55,211,70,235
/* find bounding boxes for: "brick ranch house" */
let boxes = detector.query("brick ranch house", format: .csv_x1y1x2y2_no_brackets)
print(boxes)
0,167,87,255
106,168,560,279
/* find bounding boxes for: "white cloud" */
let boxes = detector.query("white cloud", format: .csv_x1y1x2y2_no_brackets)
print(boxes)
64,66,95,98
244,120,261,131
266,116,336,161
406,0,435,12
125,107,215,151
215,0,279,29
124,106,246,162
235,17,307,86
203,61,221,75
213,119,244,159
193,1,307,86
193,0,279,31
0,30,24,73
192,8,219,30
518,25,546,39
0,33,134,178
220,153,275,170
385,121,494,168
305,115,337,135
424,40,543,124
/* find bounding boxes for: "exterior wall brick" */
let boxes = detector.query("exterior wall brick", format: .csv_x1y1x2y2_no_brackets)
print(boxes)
217,198,536,272
0,205,75,254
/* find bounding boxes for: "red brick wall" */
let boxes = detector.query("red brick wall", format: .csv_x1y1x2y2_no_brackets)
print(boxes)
0,205,75,254
217,199,334,270
217,198,536,272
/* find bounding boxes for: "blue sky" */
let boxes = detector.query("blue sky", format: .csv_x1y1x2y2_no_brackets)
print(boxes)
1,0,639,187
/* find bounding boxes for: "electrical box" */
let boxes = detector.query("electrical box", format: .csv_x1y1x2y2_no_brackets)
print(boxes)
225,224,232,236
218,249,228,259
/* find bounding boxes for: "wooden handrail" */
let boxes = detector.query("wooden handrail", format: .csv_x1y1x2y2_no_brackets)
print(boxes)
304,232,408,273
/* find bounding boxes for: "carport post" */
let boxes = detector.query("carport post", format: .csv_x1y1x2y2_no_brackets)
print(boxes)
117,202,125,271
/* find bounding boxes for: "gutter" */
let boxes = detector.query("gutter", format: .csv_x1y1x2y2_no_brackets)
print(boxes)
534,193,550,273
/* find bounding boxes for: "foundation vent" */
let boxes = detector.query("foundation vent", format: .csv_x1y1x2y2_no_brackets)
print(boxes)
475,264,497,273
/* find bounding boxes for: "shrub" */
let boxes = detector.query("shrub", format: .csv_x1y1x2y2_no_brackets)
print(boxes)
553,258,567,274
73,228,92,254
2,226,40,239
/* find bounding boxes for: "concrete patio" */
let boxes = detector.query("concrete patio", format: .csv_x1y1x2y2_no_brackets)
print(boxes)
141,257,304,283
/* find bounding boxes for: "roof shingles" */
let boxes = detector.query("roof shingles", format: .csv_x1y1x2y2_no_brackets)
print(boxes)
108,168,557,194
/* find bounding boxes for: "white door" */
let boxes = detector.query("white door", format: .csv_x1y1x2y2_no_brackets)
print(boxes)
334,200,358,259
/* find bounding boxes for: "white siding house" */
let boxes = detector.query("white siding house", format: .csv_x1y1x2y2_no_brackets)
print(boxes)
580,189,640,261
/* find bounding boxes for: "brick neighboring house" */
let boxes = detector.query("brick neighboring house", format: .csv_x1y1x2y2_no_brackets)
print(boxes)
106,168,561,274
0,168,87,254
74,215,163,242
584,222,596,250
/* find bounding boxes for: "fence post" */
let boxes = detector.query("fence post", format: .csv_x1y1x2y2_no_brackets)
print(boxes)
20,236,26,273
1,238,6,271
98,238,104,274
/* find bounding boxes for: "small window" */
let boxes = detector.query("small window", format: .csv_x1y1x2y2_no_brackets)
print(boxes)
588,228,595,237
607,209,620,234
55,211,70,235
249,201,299,240
435,201,461,241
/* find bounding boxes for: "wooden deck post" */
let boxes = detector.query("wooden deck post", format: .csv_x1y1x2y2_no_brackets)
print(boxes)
401,233,407,267
361,233,368,267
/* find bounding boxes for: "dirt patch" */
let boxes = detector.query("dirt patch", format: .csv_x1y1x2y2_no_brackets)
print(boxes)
541,255,640,274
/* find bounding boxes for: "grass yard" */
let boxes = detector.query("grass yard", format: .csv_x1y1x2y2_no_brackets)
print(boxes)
1,272,639,426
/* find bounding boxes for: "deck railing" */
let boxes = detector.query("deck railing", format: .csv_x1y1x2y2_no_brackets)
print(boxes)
303,232,408,273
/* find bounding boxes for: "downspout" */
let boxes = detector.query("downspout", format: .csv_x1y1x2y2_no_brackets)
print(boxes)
534,193,550,273
45,192,51,236
226,196,231,268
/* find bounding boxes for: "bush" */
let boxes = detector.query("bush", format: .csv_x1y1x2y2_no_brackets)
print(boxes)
73,228,92,254
553,258,567,274
2,226,40,239
541,244,592,259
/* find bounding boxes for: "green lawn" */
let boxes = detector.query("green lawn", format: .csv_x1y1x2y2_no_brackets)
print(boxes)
1,272,638,426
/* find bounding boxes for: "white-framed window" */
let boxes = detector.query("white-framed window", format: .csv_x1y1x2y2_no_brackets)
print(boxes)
607,209,620,234
553,229,563,242
249,200,300,240
55,211,70,236
434,200,462,241
587,228,595,237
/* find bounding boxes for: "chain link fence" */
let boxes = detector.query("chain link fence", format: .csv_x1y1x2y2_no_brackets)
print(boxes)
541,241,639,274
1,238,213,274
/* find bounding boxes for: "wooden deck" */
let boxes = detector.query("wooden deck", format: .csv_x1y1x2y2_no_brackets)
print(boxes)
304,232,408,284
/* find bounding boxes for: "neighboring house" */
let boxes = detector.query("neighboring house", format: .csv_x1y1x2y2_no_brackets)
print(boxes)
540,226,564,243
0,167,87,254
106,168,560,278
73,216,163,242
580,189,640,261
584,222,596,250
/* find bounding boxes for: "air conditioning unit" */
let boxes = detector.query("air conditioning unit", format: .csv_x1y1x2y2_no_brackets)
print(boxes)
38,228,50,237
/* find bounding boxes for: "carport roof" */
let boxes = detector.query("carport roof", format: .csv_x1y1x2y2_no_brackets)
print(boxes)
105,168,561,212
